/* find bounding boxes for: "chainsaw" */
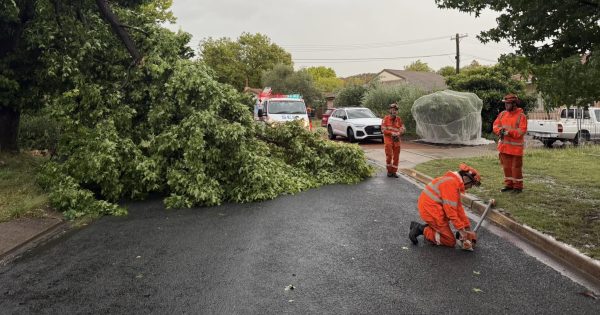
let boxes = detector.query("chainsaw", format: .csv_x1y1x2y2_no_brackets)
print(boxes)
456,199,495,251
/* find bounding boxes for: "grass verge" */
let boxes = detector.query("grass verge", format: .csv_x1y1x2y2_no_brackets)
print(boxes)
0,152,50,222
415,146,600,259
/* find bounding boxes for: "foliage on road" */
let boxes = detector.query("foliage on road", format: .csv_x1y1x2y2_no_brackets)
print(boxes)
35,58,373,220
415,146,600,259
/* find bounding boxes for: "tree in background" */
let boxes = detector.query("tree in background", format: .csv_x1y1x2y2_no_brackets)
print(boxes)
445,64,535,133
404,59,434,72
437,66,456,77
334,85,367,107
436,0,600,109
262,64,321,106
341,73,376,86
199,33,292,91
306,66,344,93
362,84,426,135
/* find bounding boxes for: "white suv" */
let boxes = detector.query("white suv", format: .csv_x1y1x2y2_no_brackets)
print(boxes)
327,107,383,142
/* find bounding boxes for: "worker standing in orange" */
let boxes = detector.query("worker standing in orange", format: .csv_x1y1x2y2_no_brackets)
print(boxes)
382,103,405,178
493,93,527,193
409,163,481,250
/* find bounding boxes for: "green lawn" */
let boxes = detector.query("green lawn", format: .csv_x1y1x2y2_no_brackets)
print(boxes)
415,146,600,259
0,153,49,222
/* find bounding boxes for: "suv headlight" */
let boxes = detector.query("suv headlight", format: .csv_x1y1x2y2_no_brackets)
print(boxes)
354,124,365,128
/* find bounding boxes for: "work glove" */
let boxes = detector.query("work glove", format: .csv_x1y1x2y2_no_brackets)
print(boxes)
392,134,400,142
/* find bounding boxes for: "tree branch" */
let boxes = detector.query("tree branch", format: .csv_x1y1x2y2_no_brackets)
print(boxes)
95,0,142,64
119,24,150,36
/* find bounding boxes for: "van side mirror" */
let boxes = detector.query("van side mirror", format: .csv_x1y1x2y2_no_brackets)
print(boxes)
342,115,347,120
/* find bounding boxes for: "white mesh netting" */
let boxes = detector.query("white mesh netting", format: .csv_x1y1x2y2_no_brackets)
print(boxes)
411,90,494,145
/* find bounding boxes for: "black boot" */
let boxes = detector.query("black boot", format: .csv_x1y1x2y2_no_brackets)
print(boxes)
409,221,427,245
500,186,513,192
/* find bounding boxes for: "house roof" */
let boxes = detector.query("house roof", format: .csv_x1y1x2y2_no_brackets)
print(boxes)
375,69,447,91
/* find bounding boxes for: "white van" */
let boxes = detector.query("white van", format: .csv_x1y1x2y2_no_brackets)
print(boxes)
256,94,311,129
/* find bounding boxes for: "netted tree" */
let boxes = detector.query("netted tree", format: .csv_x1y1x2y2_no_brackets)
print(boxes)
362,83,427,136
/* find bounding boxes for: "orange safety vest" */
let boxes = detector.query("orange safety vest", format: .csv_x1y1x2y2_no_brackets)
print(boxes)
493,107,527,156
417,171,470,230
382,115,405,144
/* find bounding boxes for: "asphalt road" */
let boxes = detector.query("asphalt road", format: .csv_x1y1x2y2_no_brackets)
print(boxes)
1,172,598,314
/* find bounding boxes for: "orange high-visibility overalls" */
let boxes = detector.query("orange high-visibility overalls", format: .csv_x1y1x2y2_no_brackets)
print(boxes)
417,171,471,247
382,115,404,174
493,107,527,189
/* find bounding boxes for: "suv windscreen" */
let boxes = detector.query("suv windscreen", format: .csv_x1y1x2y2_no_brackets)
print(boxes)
268,101,306,114
346,108,376,119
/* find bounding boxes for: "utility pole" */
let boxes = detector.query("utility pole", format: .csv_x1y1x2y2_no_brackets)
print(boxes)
451,33,468,74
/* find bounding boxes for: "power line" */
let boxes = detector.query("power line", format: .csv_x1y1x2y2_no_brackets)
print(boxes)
281,35,451,52
462,53,498,63
293,53,454,62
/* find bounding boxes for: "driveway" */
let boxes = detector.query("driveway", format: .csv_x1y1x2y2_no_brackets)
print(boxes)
0,173,597,314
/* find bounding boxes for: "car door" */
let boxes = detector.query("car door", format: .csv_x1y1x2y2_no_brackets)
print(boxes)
336,109,348,135
328,109,340,134
339,109,349,136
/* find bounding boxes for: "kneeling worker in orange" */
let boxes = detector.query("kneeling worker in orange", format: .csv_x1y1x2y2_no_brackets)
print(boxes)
409,163,481,250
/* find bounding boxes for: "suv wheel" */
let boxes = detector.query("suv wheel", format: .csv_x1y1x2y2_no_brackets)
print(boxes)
347,128,356,143
328,125,336,140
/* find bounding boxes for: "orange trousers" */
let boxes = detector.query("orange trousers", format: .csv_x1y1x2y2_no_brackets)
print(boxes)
384,142,400,174
499,153,523,189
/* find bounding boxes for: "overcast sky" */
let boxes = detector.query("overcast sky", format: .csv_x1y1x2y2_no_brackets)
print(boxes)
166,0,515,77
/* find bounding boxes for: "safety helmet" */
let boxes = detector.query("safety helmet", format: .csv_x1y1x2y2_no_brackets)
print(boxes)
459,163,481,186
501,93,520,105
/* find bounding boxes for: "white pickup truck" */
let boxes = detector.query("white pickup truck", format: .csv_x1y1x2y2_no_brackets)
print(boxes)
527,107,600,147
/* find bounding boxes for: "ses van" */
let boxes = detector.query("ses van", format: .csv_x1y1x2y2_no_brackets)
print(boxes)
255,94,311,129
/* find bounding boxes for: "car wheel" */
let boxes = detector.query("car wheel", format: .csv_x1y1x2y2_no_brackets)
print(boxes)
573,131,590,146
328,125,336,140
347,127,356,143
542,139,556,148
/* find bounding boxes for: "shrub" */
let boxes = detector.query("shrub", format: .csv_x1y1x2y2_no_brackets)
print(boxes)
362,83,427,135
333,85,367,107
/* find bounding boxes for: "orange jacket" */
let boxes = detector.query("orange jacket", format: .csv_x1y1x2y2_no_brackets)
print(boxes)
417,171,470,230
382,115,405,144
493,107,527,156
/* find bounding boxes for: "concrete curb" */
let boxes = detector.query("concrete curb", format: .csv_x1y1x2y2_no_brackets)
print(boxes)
0,219,70,267
398,167,600,288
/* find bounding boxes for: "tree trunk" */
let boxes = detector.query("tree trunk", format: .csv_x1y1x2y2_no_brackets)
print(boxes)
0,107,20,153
95,0,142,64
